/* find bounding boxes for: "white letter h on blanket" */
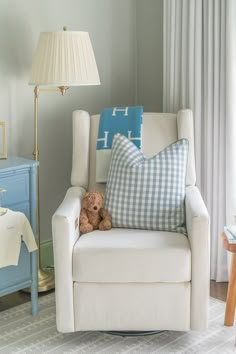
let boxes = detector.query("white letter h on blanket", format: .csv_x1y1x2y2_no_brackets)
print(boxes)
97,131,109,148
112,107,129,116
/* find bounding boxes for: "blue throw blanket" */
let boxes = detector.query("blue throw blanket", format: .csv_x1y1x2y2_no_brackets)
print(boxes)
96,106,143,182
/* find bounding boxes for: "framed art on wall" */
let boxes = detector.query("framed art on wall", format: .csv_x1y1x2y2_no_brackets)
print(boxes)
0,122,7,159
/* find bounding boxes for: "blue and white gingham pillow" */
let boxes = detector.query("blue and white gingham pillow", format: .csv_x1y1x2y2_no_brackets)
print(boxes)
105,134,189,233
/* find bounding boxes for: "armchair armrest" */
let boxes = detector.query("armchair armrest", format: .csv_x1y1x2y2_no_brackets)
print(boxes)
185,185,210,330
52,186,85,332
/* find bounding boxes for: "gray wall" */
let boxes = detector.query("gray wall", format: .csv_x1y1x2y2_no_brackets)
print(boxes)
0,0,163,241
136,0,163,111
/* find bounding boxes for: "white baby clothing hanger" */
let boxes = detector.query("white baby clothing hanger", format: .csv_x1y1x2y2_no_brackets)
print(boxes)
0,188,37,268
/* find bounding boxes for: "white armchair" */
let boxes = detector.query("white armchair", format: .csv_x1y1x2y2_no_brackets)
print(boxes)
52,109,210,333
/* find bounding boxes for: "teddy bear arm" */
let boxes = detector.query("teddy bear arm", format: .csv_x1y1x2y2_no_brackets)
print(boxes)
99,208,112,231
79,209,94,234
99,208,111,220
80,208,89,224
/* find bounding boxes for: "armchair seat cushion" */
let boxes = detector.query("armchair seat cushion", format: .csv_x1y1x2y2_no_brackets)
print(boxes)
72,228,191,283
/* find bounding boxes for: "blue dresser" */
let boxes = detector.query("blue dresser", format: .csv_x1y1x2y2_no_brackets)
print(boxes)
0,157,39,316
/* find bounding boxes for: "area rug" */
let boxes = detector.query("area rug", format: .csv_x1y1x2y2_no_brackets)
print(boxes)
0,294,235,353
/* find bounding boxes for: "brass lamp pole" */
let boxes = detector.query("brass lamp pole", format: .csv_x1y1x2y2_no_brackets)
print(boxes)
33,86,52,291
33,86,68,291
29,28,100,292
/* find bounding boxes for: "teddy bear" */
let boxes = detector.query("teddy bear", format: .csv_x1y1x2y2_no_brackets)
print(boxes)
79,191,112,234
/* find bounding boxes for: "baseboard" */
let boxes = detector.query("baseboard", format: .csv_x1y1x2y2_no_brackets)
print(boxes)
40,239,54,268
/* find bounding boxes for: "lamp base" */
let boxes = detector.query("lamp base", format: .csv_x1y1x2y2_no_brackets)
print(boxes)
23,268,55,293
38,268,55,292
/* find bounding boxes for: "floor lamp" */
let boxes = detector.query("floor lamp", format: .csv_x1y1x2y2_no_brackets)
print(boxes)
29,28,100,292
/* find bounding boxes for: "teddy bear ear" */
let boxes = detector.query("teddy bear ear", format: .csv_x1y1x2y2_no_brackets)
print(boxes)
84,192,90,199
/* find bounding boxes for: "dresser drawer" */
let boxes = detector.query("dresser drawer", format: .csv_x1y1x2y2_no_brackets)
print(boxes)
0,243,31,290
0,157,38,315
0,172,29,206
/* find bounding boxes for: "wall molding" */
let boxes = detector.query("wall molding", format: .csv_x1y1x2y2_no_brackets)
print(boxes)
40,239,54,268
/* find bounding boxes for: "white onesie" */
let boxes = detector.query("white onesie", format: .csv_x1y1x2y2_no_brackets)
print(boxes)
0,209,38,268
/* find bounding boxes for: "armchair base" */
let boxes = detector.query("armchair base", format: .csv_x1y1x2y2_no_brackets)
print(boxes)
104,330,163,337
74,282,190,331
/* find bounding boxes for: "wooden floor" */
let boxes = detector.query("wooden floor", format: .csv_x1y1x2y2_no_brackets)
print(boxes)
0,281,228,313
210,280,228,302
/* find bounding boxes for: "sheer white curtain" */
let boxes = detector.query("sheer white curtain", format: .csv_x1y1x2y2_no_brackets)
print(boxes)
163,0,236,281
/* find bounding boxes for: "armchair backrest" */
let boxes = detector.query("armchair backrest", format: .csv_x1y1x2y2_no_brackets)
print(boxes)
71,109,196,193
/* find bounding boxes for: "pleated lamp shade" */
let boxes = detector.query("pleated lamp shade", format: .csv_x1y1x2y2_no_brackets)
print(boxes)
29,31,100,86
